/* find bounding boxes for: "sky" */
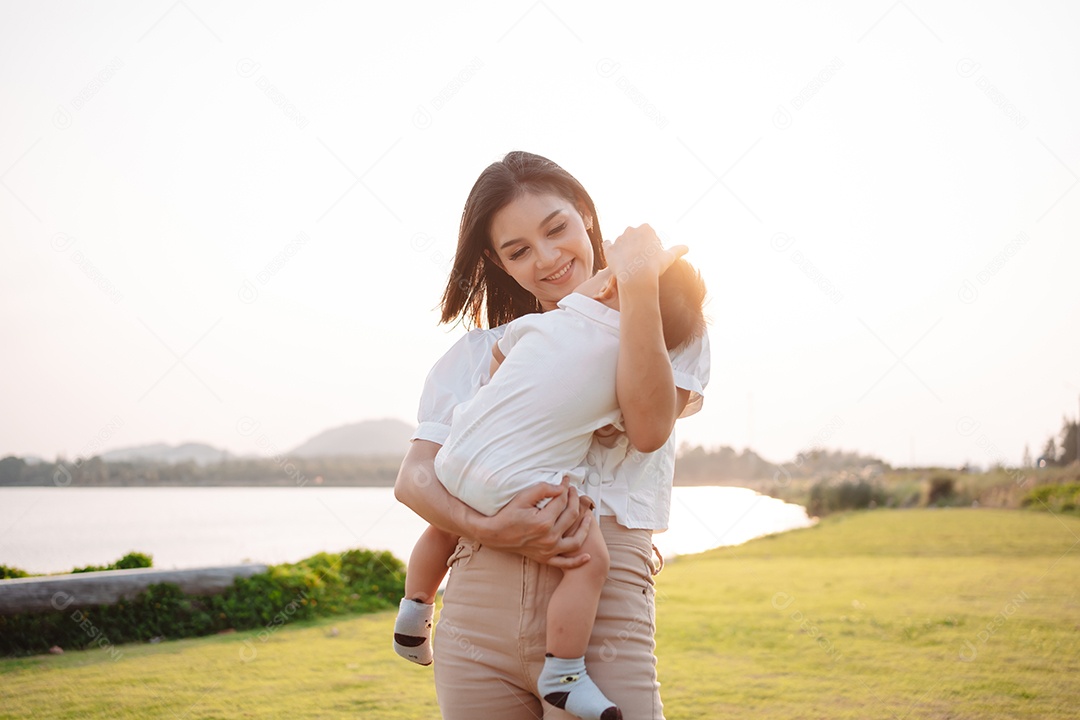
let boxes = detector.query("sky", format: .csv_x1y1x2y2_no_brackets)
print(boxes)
1,1,1078,470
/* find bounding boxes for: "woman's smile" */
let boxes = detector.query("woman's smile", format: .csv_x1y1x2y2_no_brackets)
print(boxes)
542,258,575,283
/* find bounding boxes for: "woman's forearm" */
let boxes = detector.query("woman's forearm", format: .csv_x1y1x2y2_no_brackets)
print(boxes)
617,274,678,453
394,439,484,539
395,439,593,566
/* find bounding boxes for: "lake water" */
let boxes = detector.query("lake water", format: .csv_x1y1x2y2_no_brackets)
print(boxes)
0,486,814,575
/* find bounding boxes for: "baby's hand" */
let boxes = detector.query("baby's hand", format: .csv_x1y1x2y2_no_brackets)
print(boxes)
603,225,687,288
593,424,626,449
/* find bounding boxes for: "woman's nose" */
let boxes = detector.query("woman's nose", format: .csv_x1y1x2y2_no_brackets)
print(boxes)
535,241,559,268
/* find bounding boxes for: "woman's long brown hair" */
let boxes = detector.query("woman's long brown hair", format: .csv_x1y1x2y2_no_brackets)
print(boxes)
440,151,606,329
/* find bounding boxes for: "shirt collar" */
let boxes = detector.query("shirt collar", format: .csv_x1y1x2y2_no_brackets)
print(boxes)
556,292,621,332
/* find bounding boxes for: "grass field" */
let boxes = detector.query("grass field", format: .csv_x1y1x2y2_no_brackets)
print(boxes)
2,508,1078,719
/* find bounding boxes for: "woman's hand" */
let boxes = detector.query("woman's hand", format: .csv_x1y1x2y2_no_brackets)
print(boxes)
475,478,595,569
396,442,594,568
603,224,687,289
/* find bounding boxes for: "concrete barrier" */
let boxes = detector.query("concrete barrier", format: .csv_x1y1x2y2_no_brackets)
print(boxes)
0,565,269,615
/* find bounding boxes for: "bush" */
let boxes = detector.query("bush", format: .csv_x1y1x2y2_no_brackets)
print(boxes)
113,552,154,570
71,551,154,574
1022,482,1080,515
0,548,404,657
808,479,888,516
926,476,956,506
0,565,29,580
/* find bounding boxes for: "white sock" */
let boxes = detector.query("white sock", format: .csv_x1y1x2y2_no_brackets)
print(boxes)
392,598,434,666
538,654,622,720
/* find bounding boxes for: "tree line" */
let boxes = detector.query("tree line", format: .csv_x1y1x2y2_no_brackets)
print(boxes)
0,445,888,488
0,455,404,487
6,421,1073,488
1035,417,1080,467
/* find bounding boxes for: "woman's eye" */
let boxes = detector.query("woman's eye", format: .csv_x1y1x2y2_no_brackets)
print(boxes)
509,247,527,260
548,224,566,236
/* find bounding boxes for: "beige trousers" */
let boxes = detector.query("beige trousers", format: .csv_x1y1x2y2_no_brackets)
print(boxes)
433,516,664,720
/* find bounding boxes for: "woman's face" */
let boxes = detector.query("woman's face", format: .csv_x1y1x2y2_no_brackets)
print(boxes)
488,192,595,311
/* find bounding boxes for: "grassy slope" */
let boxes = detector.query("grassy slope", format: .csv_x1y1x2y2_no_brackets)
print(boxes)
656,509,1080,719
731,464,1080,512
2,509,1078,719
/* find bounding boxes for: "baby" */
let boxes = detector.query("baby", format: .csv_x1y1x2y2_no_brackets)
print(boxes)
394,257,706,720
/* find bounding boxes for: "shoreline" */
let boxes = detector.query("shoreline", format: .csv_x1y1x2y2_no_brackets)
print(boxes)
2,486,812,577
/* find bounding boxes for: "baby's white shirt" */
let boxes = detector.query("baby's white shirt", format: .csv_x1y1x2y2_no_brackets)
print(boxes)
413,295,711,531
433,293,623,516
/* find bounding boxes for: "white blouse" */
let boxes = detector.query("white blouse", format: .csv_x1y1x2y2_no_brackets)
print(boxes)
411,315,710,532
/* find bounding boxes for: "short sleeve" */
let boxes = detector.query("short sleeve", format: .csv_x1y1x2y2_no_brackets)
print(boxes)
412,327,504,445
671,329,711,418
495,315,524,359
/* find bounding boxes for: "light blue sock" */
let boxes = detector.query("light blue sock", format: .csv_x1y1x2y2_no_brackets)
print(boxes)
538,654,622,720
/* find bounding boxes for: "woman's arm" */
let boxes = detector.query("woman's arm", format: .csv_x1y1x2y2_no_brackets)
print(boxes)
606,225,689,453
592,388,691,449
394,439,594,568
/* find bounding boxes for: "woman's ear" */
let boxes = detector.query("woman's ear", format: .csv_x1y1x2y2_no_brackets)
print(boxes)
575,199,593,231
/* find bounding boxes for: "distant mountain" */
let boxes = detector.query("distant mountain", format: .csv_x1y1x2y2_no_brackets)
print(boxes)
288,419,414,458
100,442,232,465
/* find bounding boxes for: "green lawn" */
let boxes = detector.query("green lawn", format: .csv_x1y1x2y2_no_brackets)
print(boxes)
2,509,1078,719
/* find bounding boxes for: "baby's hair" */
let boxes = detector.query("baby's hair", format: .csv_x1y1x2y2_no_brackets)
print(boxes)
657,257,707,352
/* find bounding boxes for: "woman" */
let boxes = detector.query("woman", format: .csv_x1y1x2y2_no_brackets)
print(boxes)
394,151,710,719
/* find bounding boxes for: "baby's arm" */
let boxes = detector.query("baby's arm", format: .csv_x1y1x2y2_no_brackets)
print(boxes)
591,390,691,449
488,341,506,378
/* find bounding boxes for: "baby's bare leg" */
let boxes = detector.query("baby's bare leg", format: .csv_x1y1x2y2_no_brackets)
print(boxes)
539,524,621,719
394,524,459,666
406,524,459,603
547,525,610,657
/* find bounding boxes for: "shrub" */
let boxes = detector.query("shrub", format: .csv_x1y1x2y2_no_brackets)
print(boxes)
1022,482,1080,515
808,478,888,516
926,476,956,506
71,551,154,574
113,552,154,570
0,565,29,580
0,548,404,657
